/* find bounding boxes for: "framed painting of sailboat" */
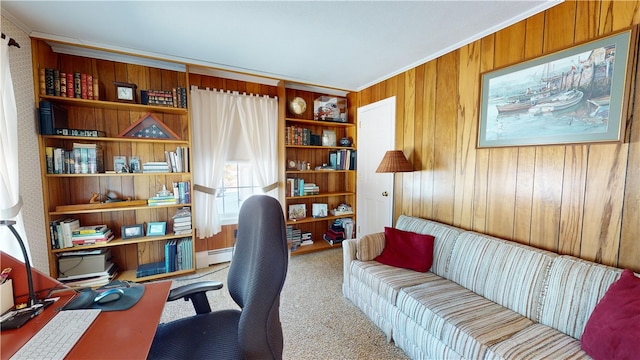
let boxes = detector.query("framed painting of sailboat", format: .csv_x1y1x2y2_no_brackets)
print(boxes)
478,26,637,148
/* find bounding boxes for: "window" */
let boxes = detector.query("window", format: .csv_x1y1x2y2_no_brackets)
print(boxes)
216,161,262,223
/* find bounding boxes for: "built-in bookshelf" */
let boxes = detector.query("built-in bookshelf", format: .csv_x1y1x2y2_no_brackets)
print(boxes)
32,38,196,283
284,89,356,255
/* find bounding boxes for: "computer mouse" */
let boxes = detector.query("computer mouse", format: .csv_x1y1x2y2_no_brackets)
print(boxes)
94,288,124,304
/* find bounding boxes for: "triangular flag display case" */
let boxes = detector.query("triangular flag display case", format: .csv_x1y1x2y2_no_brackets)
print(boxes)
117,112,180,139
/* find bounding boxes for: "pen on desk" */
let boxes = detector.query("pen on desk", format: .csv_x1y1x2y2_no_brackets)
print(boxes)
0,267,11,284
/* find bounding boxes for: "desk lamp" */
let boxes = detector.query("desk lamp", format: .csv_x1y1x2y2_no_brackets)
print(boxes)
375,150,413,225
0,219,48,330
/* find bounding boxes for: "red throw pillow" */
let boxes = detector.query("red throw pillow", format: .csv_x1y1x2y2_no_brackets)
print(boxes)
374,227,435,272
580,269,640,359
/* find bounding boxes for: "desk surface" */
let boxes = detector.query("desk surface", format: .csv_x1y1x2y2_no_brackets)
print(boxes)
1,281,171,360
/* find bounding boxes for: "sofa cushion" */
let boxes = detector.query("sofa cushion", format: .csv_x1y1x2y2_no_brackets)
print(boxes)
375,227,435,272
446,231,557,319
485,323,589,360
396,279,533,359
538,256,622,339
580,269,640,359
349,260,436,305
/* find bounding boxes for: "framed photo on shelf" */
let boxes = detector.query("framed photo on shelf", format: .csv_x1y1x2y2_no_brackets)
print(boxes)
322,130,336,147
129,156,141,173
146,222,167,236
288,204,306,220
478,28,635,148
312,203,328,218
114,155,128,173
122,224,144,239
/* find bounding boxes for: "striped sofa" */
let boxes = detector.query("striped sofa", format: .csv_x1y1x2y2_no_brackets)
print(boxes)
342,215,624,359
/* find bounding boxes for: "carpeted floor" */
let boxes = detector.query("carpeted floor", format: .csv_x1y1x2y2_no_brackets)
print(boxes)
160,247,409,359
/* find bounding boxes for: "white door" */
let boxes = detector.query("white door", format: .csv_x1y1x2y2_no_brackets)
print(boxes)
356,96,395,237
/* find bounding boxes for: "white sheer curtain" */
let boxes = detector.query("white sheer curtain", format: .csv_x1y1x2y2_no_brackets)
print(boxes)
191,87,235,238
0,37,30,261
237,94,279,195
191,87,279,237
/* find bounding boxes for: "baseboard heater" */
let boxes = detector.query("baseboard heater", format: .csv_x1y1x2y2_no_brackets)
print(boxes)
196,248,233,269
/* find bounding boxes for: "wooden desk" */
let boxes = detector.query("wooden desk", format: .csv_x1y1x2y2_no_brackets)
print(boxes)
1,281,171,359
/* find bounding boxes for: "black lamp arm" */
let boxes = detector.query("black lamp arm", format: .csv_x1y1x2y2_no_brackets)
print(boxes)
0,220,37,307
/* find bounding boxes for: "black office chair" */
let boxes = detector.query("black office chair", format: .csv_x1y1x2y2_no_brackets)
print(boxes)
148,195,289,360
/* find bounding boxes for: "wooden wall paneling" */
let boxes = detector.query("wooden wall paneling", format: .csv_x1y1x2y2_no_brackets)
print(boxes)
513,12,546,245
513,147,535,245
620,60,640,270
581,143,627,266
453,42,480,229
530,146,565,251
419,61,437,220
544,0,577,53
472,35,495,233
558,145,588,257
432,52,458,225
402,68,417,216
393,73,408,221
412,65,426,217
575,0,601,41
483,20,527,240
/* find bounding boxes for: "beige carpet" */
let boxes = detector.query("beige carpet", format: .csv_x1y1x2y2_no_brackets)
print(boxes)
160,247,409,359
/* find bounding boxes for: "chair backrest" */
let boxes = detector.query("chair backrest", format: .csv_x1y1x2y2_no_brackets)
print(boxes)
227,195,289,359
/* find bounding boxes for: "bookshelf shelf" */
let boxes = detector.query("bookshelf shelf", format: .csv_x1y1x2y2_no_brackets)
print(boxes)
39,94,188,114
51,233,193,254
34,38,196,285
42,134,190,145
49,203,192,216
285,191,355,200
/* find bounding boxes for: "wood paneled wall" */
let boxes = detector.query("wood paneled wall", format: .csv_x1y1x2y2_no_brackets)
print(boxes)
355,0,640,272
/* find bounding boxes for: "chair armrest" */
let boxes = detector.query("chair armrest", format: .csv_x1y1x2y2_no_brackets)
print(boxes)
356,232,386,261
167,280,223,314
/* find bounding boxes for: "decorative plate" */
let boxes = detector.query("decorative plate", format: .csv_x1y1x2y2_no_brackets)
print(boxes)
289,96,307,115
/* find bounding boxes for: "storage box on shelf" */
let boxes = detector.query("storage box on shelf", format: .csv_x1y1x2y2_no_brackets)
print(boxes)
284,89,356,255
32,38,195,283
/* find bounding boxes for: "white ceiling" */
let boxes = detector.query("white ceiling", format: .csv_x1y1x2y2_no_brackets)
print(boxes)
2,1,562,92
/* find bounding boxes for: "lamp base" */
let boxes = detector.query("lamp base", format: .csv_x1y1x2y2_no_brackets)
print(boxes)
0,299,55,330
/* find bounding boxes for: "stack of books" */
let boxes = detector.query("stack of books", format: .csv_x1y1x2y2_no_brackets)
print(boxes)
286,225,302,249
147,195,177,206
303,183,320,195
172,208,192,235
301,231,313,246
71,224,114,246
142,161,170,173
58,255,118,289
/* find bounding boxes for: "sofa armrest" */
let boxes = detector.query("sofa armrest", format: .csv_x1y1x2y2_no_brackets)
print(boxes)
342,239,357,294
356,232,386,261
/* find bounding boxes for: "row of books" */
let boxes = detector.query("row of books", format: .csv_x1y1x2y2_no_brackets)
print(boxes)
165,147,190,173
49,219,116,249
45,143,104,174
135,237,193,277
286,178,319,197
285,126,313,145
286,226,313,250
141,87,188,109
329,149,357,170
40,68,100,100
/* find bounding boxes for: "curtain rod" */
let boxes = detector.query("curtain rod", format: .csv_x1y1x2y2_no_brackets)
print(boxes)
1,33,20,48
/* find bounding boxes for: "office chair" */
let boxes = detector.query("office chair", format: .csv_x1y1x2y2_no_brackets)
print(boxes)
148,195,289,360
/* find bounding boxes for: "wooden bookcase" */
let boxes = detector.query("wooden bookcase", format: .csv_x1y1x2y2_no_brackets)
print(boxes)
284,88,356,255
31,38,195,282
